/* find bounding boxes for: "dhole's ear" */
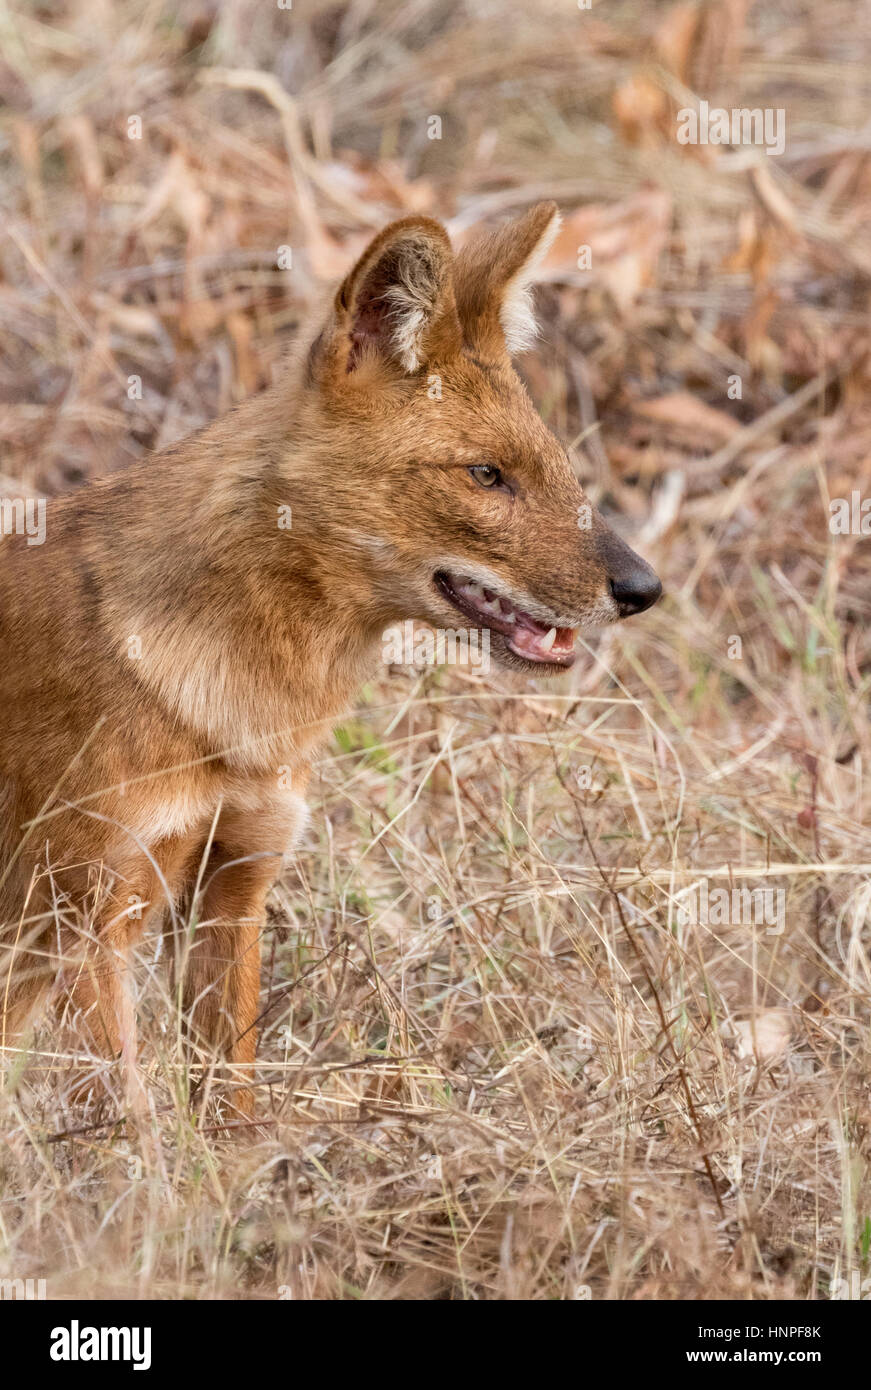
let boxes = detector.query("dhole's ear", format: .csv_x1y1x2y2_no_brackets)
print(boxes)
312,216,462,386
453,201,561,361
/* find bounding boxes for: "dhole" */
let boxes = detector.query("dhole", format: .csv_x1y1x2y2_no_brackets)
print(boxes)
0,203,660,1115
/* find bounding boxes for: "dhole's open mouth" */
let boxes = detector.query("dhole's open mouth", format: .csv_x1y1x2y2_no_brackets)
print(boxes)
434,570,577,667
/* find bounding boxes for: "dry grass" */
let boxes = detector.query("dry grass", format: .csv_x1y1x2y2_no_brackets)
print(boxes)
2,0,871,1300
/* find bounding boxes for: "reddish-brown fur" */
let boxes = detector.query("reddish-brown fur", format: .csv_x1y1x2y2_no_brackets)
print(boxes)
0,203,659,1114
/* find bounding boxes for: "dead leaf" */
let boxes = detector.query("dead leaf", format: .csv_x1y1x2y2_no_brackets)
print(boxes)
612,74,669,149
654,3,701,84
61,115,103,198
692,0,751,89
541,191,672,313
632,391,741,445
750,164,799,238
226,311,260,396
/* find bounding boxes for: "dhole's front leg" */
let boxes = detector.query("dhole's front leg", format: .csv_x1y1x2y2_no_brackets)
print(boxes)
56,833,194,1108
179,793,307,1117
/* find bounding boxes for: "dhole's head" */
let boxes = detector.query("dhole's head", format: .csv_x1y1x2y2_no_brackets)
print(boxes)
298,202,661,670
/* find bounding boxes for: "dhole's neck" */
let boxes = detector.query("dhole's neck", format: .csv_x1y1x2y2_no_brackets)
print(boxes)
95,384,383,772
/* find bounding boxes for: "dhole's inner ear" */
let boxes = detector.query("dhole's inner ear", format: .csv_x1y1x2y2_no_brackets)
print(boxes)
453,201,561,361
317,217,462,383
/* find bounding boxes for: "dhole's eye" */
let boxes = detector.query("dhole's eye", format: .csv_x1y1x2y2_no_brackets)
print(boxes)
469,464,504,490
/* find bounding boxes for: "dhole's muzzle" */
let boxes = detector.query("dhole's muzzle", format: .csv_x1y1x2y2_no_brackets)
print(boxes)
430,511,661,671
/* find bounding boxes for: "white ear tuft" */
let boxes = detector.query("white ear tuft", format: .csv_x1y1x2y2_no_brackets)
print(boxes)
382,281,429,372
498,208,562,355
338,224,459,377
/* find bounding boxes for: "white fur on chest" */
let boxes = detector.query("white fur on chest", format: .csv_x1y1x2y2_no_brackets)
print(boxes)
127,784,308,860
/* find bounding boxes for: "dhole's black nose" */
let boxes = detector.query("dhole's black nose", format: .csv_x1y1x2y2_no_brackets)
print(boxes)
609,566,662,616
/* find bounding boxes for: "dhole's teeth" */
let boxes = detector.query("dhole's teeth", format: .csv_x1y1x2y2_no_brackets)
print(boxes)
539,627,557,653
464,581,484,599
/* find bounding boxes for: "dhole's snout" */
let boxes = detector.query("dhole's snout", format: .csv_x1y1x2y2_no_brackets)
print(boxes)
598,527,663,619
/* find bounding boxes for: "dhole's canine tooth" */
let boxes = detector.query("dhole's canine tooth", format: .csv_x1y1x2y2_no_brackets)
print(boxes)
0,201,659,1114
